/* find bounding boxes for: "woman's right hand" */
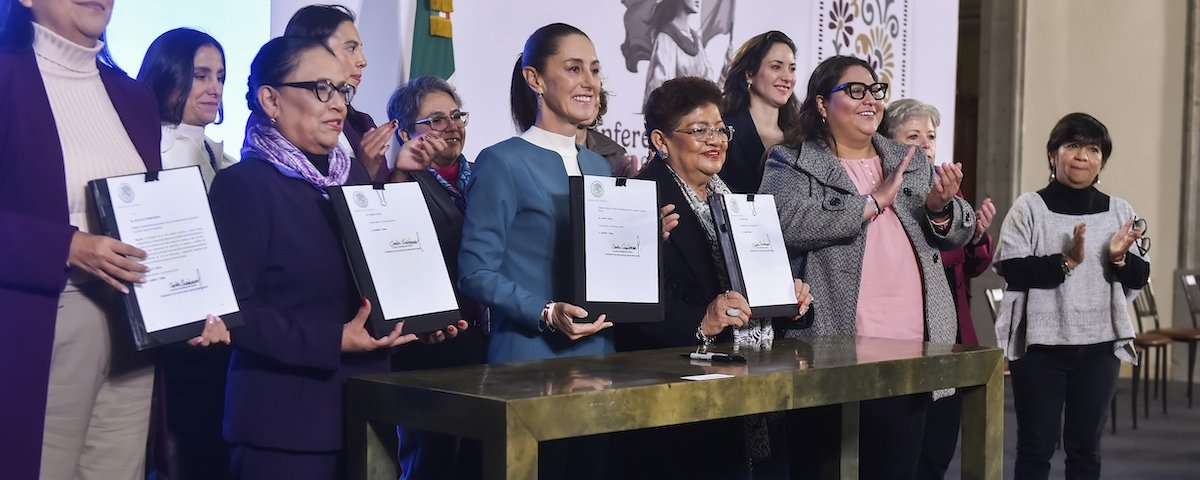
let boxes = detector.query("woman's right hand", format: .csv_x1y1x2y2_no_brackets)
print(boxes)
1067,222,1087,269
700,291,751,337
68,231,149,294
868,146,916,216
546,302,613,341
341,298,418,352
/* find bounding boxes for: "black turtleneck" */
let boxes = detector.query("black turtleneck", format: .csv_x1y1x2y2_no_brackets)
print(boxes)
303,151,331,177
998,181,1149,291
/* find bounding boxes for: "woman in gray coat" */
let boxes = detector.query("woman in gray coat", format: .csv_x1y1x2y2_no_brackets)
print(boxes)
759,55,975,479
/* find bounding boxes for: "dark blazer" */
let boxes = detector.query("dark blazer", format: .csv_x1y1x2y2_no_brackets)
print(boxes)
616,159,730,351
718,108,767,194
458,137,614,363
0,48,161,478
391,169,486,371
209,155,384,452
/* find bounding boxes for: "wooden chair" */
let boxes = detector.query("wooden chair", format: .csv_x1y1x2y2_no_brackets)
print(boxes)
1131,282,1173,425
1173,272,1200,408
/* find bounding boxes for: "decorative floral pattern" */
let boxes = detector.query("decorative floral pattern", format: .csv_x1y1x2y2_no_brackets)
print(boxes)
816,0,909,98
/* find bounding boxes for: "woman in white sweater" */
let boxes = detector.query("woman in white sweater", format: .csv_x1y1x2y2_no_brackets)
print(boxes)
138,28,236,189
994,112,1149,480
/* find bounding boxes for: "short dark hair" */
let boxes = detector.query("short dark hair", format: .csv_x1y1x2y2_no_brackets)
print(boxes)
510,23,589,132
1046,112,1113,165
0,0,121,71
138,28,225,125
643,76,723,153
722,30,799,127
283,4,355,43
245,36,330,121
783,55,877,149
386,75,462,139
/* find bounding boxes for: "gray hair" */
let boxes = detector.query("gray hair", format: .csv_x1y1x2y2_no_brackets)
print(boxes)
385,76,463,139
882,98,941,139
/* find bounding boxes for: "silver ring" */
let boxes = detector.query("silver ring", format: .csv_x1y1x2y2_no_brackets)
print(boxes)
725,308,740,317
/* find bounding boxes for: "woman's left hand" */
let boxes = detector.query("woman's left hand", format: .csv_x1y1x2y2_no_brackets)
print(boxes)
1108,220,1143,263
419,320,469,345
792,279,814,320
359,120,399,176
393,131,448,172
660,204,681,240
926,162,964,212
188,314,231,347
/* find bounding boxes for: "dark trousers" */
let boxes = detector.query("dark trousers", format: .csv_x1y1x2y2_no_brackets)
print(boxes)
160,346,232,480
1009,343,1120,480
787,394,929,480
397,427,482,480
230,444,341,480
915,391,964,480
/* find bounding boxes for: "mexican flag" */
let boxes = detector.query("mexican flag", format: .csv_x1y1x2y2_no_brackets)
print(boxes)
404,0,455,81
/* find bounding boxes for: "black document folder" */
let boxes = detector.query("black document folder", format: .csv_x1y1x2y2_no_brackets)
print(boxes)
708,193,798,318
88,166,243,350
567,175,663,324
329,183,460,337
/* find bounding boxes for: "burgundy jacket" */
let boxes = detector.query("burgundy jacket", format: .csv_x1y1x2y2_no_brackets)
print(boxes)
941,231,994,346
0,48,161,478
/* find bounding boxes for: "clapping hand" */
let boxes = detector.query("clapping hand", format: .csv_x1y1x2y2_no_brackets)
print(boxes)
973,197,996,244
1108,220,1143,264
927,162,964,213
868,146,916,218
359,120,399,177
1067,222,1087,270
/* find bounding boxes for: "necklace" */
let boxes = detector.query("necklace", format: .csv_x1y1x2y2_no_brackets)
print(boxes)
35,51,94,74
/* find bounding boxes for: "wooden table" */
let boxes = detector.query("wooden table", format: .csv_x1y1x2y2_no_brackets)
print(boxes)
346,336,1005,480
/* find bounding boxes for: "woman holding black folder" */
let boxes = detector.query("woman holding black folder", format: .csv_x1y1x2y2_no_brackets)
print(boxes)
614,76,813,479
208,36,451,479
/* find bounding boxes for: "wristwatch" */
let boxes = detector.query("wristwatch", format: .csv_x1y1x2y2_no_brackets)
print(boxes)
1060,258,1073,277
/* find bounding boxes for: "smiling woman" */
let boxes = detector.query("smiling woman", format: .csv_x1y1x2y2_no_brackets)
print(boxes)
138,28,237,189
719,30,800,193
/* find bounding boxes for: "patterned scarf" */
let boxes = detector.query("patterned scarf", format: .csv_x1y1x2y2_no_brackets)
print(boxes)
241,121,351,196
427,154,472,212
665,161,779,462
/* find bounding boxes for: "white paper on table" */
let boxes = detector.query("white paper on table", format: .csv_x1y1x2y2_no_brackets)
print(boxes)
106,167,238,333
582,175,659,303
681,373,735,381
723,195,797,308
340,183,458,319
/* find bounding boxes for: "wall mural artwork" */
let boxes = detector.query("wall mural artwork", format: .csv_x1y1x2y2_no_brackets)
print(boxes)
816,0,910,99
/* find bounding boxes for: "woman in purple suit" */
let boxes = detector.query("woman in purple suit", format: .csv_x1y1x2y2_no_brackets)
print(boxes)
0,0,228,478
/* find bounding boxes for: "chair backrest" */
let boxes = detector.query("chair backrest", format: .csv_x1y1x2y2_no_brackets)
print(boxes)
985,288,1004,323
1182,272,1200,328
1132,280,1161,332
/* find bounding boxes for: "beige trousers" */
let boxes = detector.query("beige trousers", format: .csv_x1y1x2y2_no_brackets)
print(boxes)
40,284,154,480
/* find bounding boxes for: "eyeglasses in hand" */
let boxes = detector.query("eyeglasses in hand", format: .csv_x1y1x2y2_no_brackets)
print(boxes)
829,82,889,101
1132,217,1151,256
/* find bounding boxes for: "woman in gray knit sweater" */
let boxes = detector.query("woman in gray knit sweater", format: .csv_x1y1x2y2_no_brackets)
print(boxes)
994,112,1148,480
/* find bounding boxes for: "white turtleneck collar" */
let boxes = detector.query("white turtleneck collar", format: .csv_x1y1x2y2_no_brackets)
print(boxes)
163,122,207,145
32,23,102,77
521,125,582,176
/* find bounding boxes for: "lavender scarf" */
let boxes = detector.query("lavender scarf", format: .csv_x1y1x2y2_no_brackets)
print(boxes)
241,121,351,195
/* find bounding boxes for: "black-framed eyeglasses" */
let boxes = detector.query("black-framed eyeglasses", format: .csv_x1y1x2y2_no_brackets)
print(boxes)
415,110,470,131
272,79,356,104
829,82,889,100
1132,217,1151,256
674,125,735,143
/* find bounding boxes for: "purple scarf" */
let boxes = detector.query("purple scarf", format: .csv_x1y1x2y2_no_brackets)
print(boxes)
241,121,351,195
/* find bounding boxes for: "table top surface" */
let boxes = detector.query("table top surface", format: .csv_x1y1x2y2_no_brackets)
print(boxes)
354,337,999,403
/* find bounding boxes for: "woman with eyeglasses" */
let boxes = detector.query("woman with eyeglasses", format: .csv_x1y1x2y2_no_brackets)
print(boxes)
759,55,975,479
718,30,799,194
209,36,450,479
612,76,813,479
285,4,395,180
993,112,1148,480
880,98,995,480
383,75,484,480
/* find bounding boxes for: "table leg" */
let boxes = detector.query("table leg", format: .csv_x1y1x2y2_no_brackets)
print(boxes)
818,402,860,480
347,401,368,480
484,411,538,480
961,357,1005,480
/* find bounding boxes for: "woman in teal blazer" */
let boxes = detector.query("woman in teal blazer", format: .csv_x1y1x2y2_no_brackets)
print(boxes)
459,23,615,364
